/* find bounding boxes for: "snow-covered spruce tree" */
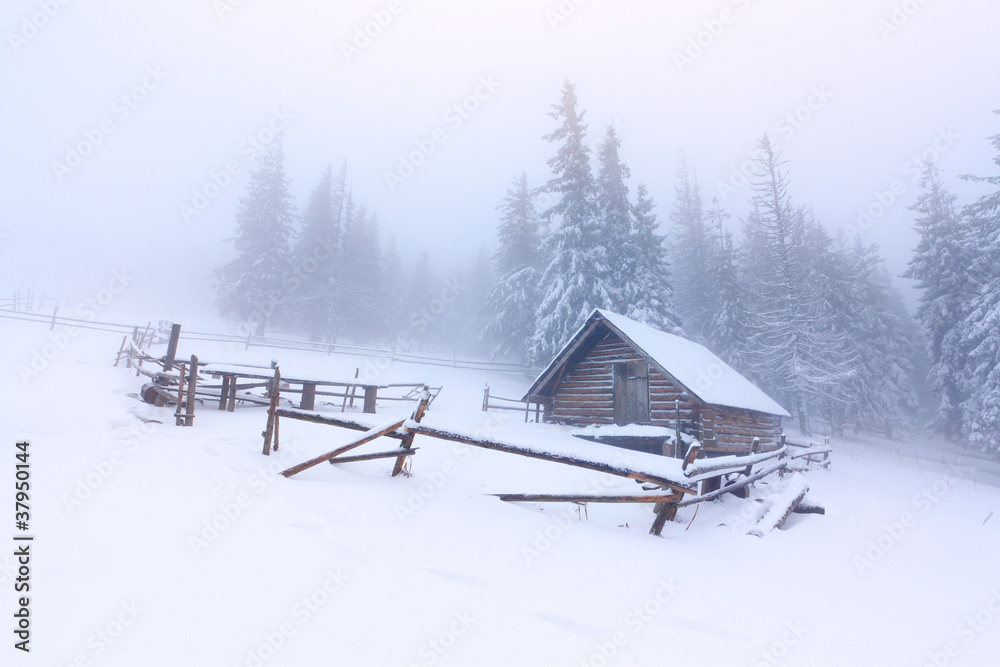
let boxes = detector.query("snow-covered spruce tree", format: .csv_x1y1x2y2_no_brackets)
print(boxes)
406,250,443,347
957,115,1000,453
291,162,347,341
529,81,613,366
739,135,854,434
670,157,717,342
482,173,545,360
595,125,634,308
335,201,384,343
214,135,294,336
703,199,747,367
838,238,920,436
902,162,977,441
621,183,682,332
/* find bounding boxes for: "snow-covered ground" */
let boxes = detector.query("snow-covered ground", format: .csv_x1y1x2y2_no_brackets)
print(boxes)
4,320,1000,666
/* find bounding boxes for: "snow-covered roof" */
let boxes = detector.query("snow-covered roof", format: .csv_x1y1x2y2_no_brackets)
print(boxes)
525,309,790,418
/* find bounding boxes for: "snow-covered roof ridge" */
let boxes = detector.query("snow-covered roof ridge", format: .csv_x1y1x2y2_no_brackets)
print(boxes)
528,308,790,417
595,309,790,417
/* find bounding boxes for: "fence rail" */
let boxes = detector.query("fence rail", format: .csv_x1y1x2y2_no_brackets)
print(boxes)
0,308,536,376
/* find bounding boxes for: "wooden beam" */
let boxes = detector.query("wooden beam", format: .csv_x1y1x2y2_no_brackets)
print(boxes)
300,383,317,411
281,418,407,477
363,386,378,414
405,423,697,495
392,390,431,476
494,493,683,504
262,366,281,456
274,409,407,439
328,448,417,465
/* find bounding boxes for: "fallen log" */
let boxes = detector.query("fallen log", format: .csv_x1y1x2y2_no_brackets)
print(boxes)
405,423,697,496
748,474,809,537
281,418,407,478
493,493,684,504
792,502,826,516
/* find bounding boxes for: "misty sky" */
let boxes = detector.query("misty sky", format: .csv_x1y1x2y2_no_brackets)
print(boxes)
2,0,998,320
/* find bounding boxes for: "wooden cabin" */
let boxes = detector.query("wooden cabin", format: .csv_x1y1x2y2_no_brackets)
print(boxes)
523,309,790,454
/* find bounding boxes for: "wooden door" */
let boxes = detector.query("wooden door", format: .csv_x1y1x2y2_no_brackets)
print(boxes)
613,361,650,425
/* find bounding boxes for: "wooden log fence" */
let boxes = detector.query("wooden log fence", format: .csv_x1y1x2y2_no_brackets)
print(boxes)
482,385,547,423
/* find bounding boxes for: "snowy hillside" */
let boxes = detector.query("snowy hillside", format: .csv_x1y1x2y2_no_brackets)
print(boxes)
4,321,1000,666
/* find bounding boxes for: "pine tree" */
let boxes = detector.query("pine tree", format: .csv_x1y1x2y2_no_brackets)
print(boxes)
291,162,347,341
530,81,613,365
214,135,294,335
406,250,442,346
903,162,977,441
704,200,747,367
957,114,1000,452
739,135,853,433
483,173,545,360
595,125,633,308
336,202,384,342
839,238,920,436
621,183,681,332
670,157,716,342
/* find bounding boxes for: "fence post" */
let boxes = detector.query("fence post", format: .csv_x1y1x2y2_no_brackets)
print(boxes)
482,385,489,412
163,323,181,372
49,307,58,331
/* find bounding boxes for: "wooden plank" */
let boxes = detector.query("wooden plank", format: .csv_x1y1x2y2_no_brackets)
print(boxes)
405,424,697,495
494,493,683,504
184,355,198,427
262,367,281,456
281,418,408,477
363,386,378,414
300,383,317,411
649,503,678,535
163,323,181,372
392,390,431,476
748,475,809,537
275,409,407,438
328,448,417,465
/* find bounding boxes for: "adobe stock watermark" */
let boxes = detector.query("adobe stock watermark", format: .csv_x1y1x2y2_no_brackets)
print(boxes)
17,269,134,385
853,465,964,575
878,0,932,40
179,108,294,223
340,0,411,63
233,567,351,667
189,443,301,556
545,0,590,31
750,620,808,666
51,66,168,182
579,579,682,667
61,419,160,512
673,0,759,73
356,276,466,385
846,126,958,238
213,0,252,20
716,85,834,201
59,601,144,666
7,0,73,55
407,611,476,667
920,589,1000,667
384,76,501,192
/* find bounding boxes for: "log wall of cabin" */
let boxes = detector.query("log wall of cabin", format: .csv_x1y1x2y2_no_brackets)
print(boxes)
547,331,783,454
548,333,699,430
711,406,782,452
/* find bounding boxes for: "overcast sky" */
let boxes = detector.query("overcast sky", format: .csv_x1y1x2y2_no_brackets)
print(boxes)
2,0,998,321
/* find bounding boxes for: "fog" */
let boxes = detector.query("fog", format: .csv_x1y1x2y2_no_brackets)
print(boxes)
2,0,998,318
